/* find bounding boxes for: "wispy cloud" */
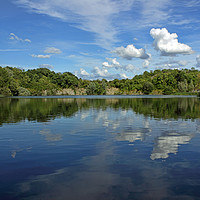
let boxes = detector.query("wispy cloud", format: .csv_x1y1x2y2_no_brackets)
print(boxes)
170,19,192,26
155,59,189,69
44,47,62,54
39,64,54,69
9,33,31,43
0,49,24,52
184,0,200,8
32,54,51,58
32,47,62,59
136,0,171,27
15,0,135,49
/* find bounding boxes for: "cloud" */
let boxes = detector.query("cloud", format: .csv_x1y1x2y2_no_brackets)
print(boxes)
39,64,54,69
93,66,128,80
155,59,189,69
150,28,194,56
139,0,171,27
40,129,62,142
113,44,150,60
143,60,150,68
44,47,62,54
0,49,24,52
102,58,120,68
32,54,51,58
196,55,200,68
32,47,62,59
185,0,200,7
75,66,127,80
9,33,31,43
11,147,32,158
151,133,193,160
102,58,135,72
15,0,135,49
92,66,110,77
123,64,135,72
68,55,76,58
75,68,90,79
170,19,192,25
178,60,189,67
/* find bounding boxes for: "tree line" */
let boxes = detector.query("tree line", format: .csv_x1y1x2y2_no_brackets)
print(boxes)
0,66,200,96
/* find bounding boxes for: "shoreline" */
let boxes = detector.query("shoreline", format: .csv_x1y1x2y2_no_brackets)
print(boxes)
4,94,197,99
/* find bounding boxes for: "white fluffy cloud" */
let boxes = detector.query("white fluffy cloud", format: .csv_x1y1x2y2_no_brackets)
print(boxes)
102,58,120,69
32,54,51,58
92,66,109,77
80,68,90,76
150,28,193,56
196,55,200,68
9,33,31,43
113,44,150,60
44,47,62,54
74,68,90,79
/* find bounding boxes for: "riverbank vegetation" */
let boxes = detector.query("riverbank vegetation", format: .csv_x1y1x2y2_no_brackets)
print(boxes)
0,66,200,96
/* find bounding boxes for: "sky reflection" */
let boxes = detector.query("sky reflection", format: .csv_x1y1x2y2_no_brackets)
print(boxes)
1,97,200,199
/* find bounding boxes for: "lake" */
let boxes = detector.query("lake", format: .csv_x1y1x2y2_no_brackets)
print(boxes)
0,96,200,200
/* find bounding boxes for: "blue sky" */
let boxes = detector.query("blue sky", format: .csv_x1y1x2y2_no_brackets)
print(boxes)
1,0,200,80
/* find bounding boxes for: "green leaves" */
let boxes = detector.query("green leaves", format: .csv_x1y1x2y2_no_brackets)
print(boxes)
142,82,154,94
0,66,200,96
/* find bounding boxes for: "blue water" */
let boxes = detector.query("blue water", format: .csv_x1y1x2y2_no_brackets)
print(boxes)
0,97,200,199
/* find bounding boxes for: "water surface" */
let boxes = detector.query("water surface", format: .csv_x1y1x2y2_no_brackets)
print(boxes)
0,96,200,200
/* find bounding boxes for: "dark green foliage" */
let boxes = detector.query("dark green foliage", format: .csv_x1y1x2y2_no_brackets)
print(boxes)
86,81,106,95
86,82,96,95
0,66,200,96
0,87,12,96
163,86,174,95
142,81,154,94
188,80,194,92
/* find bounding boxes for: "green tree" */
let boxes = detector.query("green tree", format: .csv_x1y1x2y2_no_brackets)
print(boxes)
178,79,188,92
86,82,96,95
142,82,154,94
163,86,174,95
188,80,194,92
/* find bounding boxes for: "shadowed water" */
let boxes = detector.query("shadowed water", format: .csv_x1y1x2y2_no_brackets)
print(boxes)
0,96,200,200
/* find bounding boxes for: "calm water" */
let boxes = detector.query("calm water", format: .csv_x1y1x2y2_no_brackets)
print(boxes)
1,96,200,200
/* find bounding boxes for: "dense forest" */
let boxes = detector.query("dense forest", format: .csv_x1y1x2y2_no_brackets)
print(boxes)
0,66,200,96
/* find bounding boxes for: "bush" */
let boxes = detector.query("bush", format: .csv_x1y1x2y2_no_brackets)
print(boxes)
18,87,31,96
142,82,154,94
0,87,12,96
86,82,96,95
163,86,174,95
